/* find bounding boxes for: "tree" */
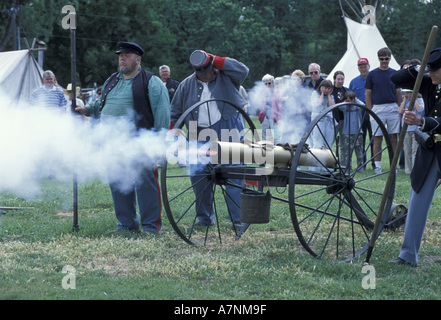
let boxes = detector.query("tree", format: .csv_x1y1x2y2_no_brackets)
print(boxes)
379,0,441,65
4,0,440,90
46,0,176,88
0,0,59,51
0,2,19,51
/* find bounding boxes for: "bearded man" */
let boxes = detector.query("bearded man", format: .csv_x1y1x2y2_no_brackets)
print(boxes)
75,42,170,234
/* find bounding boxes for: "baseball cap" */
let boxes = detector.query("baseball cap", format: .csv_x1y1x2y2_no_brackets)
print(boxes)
357,58,369,65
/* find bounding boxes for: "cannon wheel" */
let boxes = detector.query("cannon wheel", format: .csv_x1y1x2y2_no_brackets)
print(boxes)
289,102,395,261
160,99,259,245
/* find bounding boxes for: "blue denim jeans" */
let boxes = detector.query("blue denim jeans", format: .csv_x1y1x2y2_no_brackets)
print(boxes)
108,165,161,233
190,116,244,224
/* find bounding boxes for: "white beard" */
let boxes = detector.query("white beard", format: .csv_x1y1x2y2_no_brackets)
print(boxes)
44,83,54,90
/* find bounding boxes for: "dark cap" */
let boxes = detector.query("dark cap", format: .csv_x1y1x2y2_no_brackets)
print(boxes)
427,48,441,72
190,50,213,75
115,42,144,56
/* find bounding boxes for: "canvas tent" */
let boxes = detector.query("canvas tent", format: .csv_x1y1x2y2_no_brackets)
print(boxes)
0,49,43,102
327,16,400,84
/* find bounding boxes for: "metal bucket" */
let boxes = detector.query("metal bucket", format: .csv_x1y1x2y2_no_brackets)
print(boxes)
240,190,271,224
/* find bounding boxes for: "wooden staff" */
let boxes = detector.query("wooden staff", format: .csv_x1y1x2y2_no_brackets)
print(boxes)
365,25,438,264
0,207,34,211
71,16,79,232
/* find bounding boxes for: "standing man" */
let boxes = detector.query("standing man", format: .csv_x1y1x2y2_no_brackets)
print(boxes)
259,74,283,142
159,65,180,102
349,58,370,104
170,50,249,230
76,42,170,234
349,58,374,170
365,47,402,174
31,70,67,110
389,48,441,266
31,70,67,179
307,63,324,90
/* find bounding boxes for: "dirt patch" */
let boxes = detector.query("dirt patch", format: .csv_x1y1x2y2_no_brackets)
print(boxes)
57,212,73,217
84,257,134,275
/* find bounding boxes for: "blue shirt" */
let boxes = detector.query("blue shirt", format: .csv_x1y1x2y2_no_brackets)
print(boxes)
349,75,367,104
365,68,399,105
338,103,363,135
30,86,67,109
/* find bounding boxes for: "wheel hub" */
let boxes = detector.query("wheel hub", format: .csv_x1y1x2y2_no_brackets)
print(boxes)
326,175,355,194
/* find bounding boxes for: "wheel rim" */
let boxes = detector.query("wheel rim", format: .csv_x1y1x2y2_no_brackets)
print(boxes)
289,102,395,261
161,99,259,245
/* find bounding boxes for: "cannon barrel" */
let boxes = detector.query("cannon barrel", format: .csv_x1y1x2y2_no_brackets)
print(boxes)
211,141,337,168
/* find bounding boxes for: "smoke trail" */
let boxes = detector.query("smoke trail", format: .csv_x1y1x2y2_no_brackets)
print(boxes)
247,78,314,145
0,89,168,199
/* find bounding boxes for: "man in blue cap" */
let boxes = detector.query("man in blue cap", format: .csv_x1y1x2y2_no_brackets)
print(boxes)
389,47,441,266
170,50,249,231
76,42,170,234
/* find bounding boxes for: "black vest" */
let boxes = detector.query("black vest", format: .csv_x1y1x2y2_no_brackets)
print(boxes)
100,69,155,130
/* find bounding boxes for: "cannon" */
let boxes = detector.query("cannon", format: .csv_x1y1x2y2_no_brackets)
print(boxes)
161,99,404,261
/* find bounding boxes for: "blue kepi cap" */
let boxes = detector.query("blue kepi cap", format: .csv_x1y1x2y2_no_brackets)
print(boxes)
115,42,144,56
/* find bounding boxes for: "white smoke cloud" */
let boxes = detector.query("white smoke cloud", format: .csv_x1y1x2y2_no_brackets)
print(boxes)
247,77,314,145
0,89,168,199
0,77,318,200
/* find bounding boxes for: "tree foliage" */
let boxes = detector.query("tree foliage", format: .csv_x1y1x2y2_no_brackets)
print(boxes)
1,0,440,89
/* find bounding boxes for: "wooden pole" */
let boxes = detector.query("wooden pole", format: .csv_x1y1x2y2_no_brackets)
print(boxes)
62,6,79,232
365,25,438,264
71,19,79,232
71,24,79,232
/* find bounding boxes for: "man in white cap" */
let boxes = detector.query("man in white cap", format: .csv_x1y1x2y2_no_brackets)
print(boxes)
170,50,249,230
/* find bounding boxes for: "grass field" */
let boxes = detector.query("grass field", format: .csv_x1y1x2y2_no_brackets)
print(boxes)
1,166,441,302
1,116,441,303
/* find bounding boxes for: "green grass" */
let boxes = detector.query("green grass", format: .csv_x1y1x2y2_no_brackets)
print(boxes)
1,116,441,301
1,169,441,301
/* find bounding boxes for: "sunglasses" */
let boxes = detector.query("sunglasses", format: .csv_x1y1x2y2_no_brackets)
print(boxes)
265,82,273,86
379,57,390,61
309,71,319,75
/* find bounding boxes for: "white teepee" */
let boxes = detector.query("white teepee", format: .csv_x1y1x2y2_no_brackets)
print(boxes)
327,16,400,84
0,49,43,102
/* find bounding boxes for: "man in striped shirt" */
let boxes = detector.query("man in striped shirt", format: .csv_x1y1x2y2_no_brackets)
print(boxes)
30,70,67,110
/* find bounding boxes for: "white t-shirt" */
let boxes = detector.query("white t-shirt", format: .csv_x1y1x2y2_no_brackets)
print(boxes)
66,97,84,112
198,82,221,128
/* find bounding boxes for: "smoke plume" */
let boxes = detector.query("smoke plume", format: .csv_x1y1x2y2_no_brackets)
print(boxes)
0,89,167,199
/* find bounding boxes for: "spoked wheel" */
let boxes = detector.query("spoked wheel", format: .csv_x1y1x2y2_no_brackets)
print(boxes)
161,99,260,245
289,102,395,261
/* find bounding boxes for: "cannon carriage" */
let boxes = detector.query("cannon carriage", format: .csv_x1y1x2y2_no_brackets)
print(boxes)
161,99,404,262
